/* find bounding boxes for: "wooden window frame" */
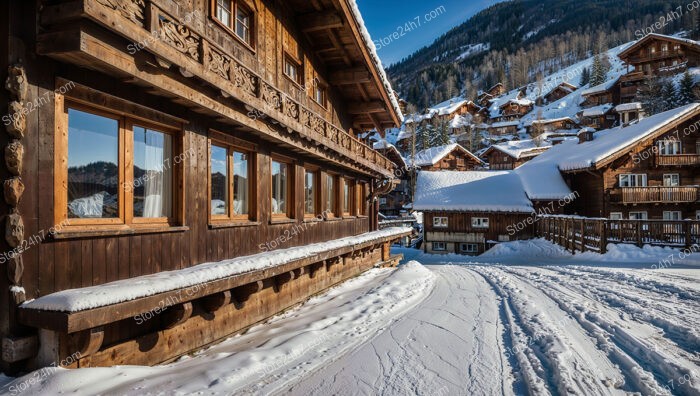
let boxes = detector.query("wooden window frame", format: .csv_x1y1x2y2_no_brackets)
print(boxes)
342,178,354,218
629,211,648,220
210,0,256,51
663,173,680,187
460,243,479,253
663,211,682,221
57,100,183,230
303,166,321,219
208,133,257,226
610,212,624,220
283,53,303,86
433,216,448,228
324,172,338,219
471,217,490,229
432,242,447,251
619,174,647,188
312,78,328,108
270,155,295,221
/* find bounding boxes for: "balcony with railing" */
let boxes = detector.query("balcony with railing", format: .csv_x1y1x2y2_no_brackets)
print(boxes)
627,50,685,64
613,186,699,204
656,154,700,166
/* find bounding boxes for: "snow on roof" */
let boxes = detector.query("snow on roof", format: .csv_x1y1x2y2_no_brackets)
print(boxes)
411,143,481,167
500,98,534,108
428,97,468,116
581,104,614,117
22,227,412,312
517,103,700,200
490,120,521,128
347,0,404,122
373,140,406,168
580,77,620,97
490,140,552,160
615,102,643,112
531,117,575,125
414,171,534,213
450,114,472,129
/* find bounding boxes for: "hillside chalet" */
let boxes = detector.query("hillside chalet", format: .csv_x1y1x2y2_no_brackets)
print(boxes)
411,143,484,171
541,82,577,104
0,0,409,372
527,117,578,135
516,104,700,220
477,83,507,107
483,140,552,170
618,34,700,103
615,102,645,125
414,171,535,255
578,104,617,130
580,77,620,108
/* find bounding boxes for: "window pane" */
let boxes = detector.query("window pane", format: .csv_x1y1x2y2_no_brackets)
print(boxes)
236,6,250,43
326,175,335,214
216,0,231,27
272,161,288,215
305,171,316,214
211,145,228,216
233,151,249,216
133,127,172,218
67,109,120,219
343,181,349,213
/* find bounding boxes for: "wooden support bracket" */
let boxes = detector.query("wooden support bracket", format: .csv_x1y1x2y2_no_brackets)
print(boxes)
232,280,263,308
2,335,38,363
273,271,295,293
308,262,324,279
200,290,232,313
74,327,104,358
162,302,193,329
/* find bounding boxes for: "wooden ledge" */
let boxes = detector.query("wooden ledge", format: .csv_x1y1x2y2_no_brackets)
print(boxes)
19,229,411,334
209,221,261,229
51,226,189,240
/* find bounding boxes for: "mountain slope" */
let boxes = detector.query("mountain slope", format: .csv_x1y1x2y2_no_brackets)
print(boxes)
388,0,698,109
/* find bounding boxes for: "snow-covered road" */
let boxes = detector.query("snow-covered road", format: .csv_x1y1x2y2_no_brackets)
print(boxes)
2,241,699,396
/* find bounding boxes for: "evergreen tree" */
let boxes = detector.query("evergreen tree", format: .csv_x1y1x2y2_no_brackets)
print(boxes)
580,67,590,87
660,81,677,112
678,71,697,105
638,78,665,116
590,55,608,87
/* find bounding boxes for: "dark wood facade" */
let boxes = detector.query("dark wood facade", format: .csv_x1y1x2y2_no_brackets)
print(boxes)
563,116,700,219
0,0,405,372
423,211,534,255
417,146,483,172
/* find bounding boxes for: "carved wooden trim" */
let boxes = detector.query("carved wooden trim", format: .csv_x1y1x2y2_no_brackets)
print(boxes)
74,327,105,358
162,302,193,329
201,290,232,313
231,280,263,308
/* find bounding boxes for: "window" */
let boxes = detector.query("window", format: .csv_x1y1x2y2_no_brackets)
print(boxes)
663,174,680,187
356,183,366,216
663,211,682,221
629,212,648,220
212,0,253,47
610,212,623,220
209,139,253,222
432,242,447,251
661,43,668,53
325,174,337,217
472,217,489,228
342,179,353,216
379,198,387,205
284,56,301,85
460,243,479,253
619,174,647,187
304,169,318,217
63,105,180,228
696,210,700,220
433,217,448,228
271,160,291,218
658,140,681,155
313,79,326,107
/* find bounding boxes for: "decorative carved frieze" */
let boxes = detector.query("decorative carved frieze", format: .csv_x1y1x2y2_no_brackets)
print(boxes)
95,0,146,25
283,97,299,120
204,46,231,81
7,101,25,139
5,141,24,175
5,65,28,101
158,15,201,62
4,178,25,207
230,63,257,96
261,82,282,112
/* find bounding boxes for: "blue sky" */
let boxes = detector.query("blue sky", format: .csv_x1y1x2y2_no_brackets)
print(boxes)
357,0,501,66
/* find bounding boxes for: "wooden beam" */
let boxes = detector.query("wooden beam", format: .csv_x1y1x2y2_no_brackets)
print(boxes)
301,11,344,32
2,336,38,363
329,67,371,85
348,101,387,114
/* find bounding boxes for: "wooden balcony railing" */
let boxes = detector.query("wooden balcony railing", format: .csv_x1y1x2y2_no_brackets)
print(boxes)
40,0,396,177
627,50,685,64
614,186,699,204
656,154,700,166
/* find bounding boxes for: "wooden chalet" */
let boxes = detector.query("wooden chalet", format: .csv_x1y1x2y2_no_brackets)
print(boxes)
498,99,534,118
411,143,484,171
373,141,410,216
0,0,410,372
477,83,507,107
517,104,700,220
487,120,520,136
615,102,645,125
578,104,617,130
580,77,620,108
414,171,535,255
527,117,578,134
618,34,700,102
542,82,577,104
483,141,551,170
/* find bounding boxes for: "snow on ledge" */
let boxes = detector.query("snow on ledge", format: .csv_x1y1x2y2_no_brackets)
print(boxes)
22,227,411,313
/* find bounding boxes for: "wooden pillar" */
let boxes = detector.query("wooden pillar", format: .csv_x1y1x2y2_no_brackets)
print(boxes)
580,220,586,253
636,220,643,248
600,220,608,254
685,220,692,250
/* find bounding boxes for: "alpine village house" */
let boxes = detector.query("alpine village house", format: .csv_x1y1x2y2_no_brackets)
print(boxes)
0,0,409,372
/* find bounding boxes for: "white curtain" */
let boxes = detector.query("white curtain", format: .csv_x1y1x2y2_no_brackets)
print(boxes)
143,131,172,218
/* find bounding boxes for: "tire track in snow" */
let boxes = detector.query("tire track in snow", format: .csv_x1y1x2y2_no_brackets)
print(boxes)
498,266,700,396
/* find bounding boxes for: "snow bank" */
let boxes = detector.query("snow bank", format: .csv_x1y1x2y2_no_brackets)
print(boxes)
3,262,435,395
413,171,534,213
23,227,412,312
